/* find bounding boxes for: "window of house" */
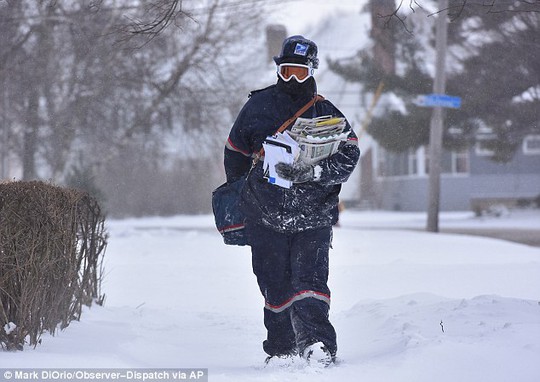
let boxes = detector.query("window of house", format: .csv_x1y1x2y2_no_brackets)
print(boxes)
425,147,469,175
452,149,469,173
377,148,410,177
441,151,453,173
523,135,540,155
387,151,409,176
378,146,468,178
475,140,496,156
408,148,418,175
475,126,496,156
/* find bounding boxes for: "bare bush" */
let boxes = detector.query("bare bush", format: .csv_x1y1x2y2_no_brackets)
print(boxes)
0,181,107,350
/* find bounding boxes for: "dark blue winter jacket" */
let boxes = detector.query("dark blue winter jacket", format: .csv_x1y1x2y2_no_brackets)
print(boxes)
224,83,360,233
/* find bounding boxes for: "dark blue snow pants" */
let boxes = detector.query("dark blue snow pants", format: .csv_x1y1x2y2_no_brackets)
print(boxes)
246,221,337,357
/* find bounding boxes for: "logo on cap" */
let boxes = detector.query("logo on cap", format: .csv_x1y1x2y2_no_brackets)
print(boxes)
294,43,308,56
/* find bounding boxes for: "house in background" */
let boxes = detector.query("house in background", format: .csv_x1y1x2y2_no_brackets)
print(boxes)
365,136,540,212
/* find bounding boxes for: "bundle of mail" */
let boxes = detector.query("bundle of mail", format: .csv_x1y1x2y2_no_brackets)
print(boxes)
288,115,349,165
262,132,300,189
261,115,349,189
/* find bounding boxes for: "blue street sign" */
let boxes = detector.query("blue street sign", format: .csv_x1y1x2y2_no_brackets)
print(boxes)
414,93,462,109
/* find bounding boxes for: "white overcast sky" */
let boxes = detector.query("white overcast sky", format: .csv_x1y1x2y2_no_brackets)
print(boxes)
267,0,369,35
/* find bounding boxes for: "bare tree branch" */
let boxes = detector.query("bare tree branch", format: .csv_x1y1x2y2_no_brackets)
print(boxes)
378,0,412,33
126,0,184,36
376,0,540,32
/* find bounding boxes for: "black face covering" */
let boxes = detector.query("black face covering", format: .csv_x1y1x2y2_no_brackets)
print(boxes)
277,76,316,99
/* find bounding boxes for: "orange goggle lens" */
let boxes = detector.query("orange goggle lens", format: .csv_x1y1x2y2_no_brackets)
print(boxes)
278,64,313,83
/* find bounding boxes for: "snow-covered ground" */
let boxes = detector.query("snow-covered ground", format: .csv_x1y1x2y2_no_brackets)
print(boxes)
2,210,540,382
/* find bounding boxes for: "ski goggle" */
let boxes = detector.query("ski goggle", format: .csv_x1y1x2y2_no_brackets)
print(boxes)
277,63,314,83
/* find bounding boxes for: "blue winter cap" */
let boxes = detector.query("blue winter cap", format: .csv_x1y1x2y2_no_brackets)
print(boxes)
273,35,319,69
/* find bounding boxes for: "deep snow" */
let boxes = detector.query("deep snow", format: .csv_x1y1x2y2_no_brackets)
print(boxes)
2,210,540,382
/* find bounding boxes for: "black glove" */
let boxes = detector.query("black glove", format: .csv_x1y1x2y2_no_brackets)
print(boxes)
275,162,314,183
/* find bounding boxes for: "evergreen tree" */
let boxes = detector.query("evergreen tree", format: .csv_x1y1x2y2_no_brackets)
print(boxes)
447,6,539,161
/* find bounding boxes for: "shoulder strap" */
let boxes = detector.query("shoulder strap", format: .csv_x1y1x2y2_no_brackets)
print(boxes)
275,94,324,135
254,94,324,162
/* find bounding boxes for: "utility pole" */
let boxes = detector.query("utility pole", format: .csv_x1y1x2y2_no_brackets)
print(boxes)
1,77,7,180
426,0,449,232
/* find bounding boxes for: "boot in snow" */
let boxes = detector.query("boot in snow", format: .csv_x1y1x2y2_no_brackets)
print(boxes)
300,342,335,367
